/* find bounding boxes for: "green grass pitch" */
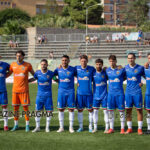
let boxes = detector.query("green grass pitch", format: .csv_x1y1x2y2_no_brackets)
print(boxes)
0,84,150,150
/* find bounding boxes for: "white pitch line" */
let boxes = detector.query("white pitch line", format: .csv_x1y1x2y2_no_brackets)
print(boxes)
0,110,69,121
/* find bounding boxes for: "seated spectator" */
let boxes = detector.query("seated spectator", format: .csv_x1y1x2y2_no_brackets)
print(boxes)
120,34,125,43
41,34,47,44
115,35,119,42
15,40,19,47
37,36,42,44
49,51,54,59
85,35,90,44
9,40,14,48
90,36,94,43
93,35,98,43
106,34,111,43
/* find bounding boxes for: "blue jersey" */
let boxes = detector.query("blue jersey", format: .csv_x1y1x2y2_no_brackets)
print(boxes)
0,61,10,92
93,70,107,100
34,70,54,97
106,67,125,95
125,64,144,95
76,65,95,95
54,66,76,93
144,66,150,95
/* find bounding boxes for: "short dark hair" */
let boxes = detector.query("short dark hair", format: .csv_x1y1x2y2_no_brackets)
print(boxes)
108,55,117,60
80,54,88,61
40,59,48,64
147,53,150,57
95,58,103,65
62,55,70,60
128,53,136,58
16,50,25,56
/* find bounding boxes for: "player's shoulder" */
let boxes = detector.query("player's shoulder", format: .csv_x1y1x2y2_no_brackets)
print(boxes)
1,61,10,67
106,67,111,72
136,64,144,69
10,62,17,66
35,70,41,74
87,65,95,71
47,69,54,74
24,61,32,66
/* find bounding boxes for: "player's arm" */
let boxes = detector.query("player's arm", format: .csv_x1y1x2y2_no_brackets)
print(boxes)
144,62,149,69
30,69,35,77
28,78,36,83
52,75,59,83
6,70,12,78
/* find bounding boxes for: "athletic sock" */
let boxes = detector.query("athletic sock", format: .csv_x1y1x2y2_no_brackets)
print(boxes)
89,112,93,130
127,121,132,129
3,108,8,126
108,111,114,130
14,120,18,126
69,111,74,129
35,111,41,128
78,112,83,129
103,110,109,131
93,109,98,130
138,121,143,129
58,111,64,129
119,111,125,129
147,113,150,130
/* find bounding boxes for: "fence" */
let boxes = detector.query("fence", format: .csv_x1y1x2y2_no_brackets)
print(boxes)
0,34,28,42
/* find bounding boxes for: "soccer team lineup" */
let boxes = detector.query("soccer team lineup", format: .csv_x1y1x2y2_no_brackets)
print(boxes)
1,49,150,135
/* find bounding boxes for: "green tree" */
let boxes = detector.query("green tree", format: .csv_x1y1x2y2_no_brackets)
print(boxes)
3,20,26,35
0,8,30,27
124,0,149,26
62,0,103,25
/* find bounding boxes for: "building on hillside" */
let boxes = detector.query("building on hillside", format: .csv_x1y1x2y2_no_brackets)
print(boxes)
0,0,65,16
101,0,128,25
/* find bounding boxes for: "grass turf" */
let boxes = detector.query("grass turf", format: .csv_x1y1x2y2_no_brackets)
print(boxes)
0,84,149,150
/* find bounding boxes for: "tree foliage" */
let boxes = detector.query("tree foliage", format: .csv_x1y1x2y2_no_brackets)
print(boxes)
124,0,149,26
62,0,103,25
3,20,26,35
0,8,30,27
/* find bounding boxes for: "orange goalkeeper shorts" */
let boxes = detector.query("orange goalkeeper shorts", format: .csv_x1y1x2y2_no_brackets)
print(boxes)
12,92,30,106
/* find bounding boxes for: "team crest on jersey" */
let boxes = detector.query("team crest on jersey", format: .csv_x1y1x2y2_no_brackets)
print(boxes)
22,67,25,70
0,67,3,70
116,71,120,75
101,75,104,78
67,72,70,75
47,75,50,79
24,100,27,103
86,70,89,72
134,69,138,73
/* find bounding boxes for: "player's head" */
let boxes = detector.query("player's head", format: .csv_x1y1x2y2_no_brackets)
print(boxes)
80,54,88,68
108,55,117,68
16,50,25,63
95,59,103,71
61,55,70,68
128,53,136,65
40,59,48,71
147,53,150,63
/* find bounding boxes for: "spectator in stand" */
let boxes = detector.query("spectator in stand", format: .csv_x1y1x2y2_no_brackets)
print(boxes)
41,34,47,44
120,34,125,43
106,34,111,43
15,40,19,48
90,36,94,43
49,51,54,59
9,40,14,48
85,35,90,44
115,35,119,43
37,36,42,44
93,35,98,43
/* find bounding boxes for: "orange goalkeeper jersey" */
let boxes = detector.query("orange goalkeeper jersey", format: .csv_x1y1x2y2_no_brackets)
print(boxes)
10,61,33,93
